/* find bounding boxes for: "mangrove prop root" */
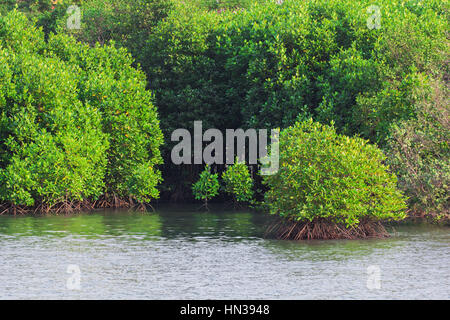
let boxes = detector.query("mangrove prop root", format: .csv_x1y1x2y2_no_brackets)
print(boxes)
265,218,390,240
0,196,146,215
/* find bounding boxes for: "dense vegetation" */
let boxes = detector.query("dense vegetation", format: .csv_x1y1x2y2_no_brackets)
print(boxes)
0,0,447,227
263,120,406,239
143,0,447,137
141,0,448,215
0,10,163,212
222,159,254,206
386,80,449,219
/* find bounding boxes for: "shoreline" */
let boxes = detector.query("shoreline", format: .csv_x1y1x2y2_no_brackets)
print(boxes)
1,202,447,229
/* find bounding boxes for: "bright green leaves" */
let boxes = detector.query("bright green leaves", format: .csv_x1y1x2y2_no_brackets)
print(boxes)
0,15,109,206
222,159,253,204
0,11,163,207
192,165,220,207
263,119,407,227
0,9,45,53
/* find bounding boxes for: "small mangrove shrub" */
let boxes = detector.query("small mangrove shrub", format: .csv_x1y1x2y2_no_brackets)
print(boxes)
192,165,220,209
263,119,407,239
222,159,253,206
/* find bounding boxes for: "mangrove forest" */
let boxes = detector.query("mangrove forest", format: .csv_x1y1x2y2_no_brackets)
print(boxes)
0,0,448,240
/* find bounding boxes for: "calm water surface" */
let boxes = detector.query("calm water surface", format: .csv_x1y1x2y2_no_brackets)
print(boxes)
0,206,448,299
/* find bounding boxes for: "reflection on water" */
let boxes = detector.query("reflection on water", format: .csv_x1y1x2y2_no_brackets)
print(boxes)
0,205,448,299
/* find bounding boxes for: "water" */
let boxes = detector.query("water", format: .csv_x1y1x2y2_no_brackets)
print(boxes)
0,206,448,299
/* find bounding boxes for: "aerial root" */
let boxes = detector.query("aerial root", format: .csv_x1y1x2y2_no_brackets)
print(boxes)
0,196,147,215
265,218,390,240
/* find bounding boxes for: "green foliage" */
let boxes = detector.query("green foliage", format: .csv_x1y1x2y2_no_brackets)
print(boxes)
263,119,407,227
0,11,163,206
145,0,448,145
0,1,16,15
192,165,220,205
222,159,253,204
57,0,172,60
0,0,50,15
386,81,449,218
144,3,238,139
0,1,77,37
141,0,447,201
186,0,255,11
0,10,107,206
0,1,447,217
46,38,164,203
